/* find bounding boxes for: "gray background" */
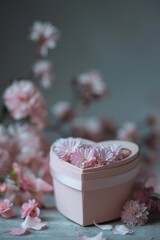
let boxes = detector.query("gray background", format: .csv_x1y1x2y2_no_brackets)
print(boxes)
1,0,160,124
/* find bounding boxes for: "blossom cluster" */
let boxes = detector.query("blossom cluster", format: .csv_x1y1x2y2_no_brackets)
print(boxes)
53,137,128,169
0,19,160,238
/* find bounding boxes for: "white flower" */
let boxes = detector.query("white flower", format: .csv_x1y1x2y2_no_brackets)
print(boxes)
117,122,138,141
51,101,73,120
84,118,102,134
33,60,53,88
29,21,59,56
53,137,82,161
77,70,107,97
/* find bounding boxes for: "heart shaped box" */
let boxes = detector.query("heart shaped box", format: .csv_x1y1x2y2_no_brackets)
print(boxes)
50,140,139,226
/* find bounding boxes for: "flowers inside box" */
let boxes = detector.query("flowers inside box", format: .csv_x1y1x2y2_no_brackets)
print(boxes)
50,137,139,226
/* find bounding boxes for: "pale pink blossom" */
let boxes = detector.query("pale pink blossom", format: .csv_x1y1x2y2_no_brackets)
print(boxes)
71,146,96,168
77,71,107,97
53,137,82,161
0,148,11,177
9,124,49,165
3,80,47,129
0,124,15,157
33,60,54,88
0,199,14,218
117,122,138,141
84,118,102,134
51,101,75,121
73,70,107,106
121,200,149,226
76,232,106,240
12,163,52,193
20,171,52,193
20,199,40,218
21,215,46,230
96,144,122,165
29,21,60,56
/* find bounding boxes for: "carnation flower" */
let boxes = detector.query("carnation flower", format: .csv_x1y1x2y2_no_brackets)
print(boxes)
51,101,75,121
3,80,47,129
121,200,149,226
96,144,122,165
29,21,60,56
0,199,14,218
20,199,40,218
32,60,54,88
53,137,82,161
70,146,96,168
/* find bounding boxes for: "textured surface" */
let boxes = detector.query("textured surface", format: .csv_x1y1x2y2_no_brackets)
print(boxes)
0,195,160,240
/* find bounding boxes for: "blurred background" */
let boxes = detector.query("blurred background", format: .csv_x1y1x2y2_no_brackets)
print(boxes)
1,0,160,124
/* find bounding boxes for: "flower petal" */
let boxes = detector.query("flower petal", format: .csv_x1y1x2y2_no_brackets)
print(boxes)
8,228,29,236
21,216,46,230
36,178,53,192
94,221,113,230
76,232,106,240
113,225,133,235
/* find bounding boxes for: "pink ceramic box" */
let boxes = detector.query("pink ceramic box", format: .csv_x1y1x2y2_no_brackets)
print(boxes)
50,140,139,226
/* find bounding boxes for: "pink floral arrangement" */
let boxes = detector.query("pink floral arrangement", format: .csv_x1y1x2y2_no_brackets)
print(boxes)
53,137,124,169
0,20,160,238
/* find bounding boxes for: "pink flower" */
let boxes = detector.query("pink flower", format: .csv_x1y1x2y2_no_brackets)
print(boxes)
0,148,11,177
51,101,75,121
71,146,96,168
10,124,49,165
29,21,60,56
77,71,107,97
0,183,8,193
53,137,82,161
117,122,138,141
3,80,47,129
96,144,122,165
73,70,108,106
121,200,149,226
32,60,54,88
20,199,40,218
0,199,14,218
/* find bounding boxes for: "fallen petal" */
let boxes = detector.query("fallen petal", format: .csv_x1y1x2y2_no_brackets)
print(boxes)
76,231,106,240
21,216,46,230
93,221,113,230
113,225,133,235
8,228,29,236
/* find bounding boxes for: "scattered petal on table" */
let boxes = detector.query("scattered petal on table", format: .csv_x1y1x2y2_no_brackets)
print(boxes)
76,231,106,240
113,224,133,235
21,215,46,230
8,228,29,236
93,221,113,230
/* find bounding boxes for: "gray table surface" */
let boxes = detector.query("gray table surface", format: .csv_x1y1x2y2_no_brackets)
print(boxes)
0,195,160,240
